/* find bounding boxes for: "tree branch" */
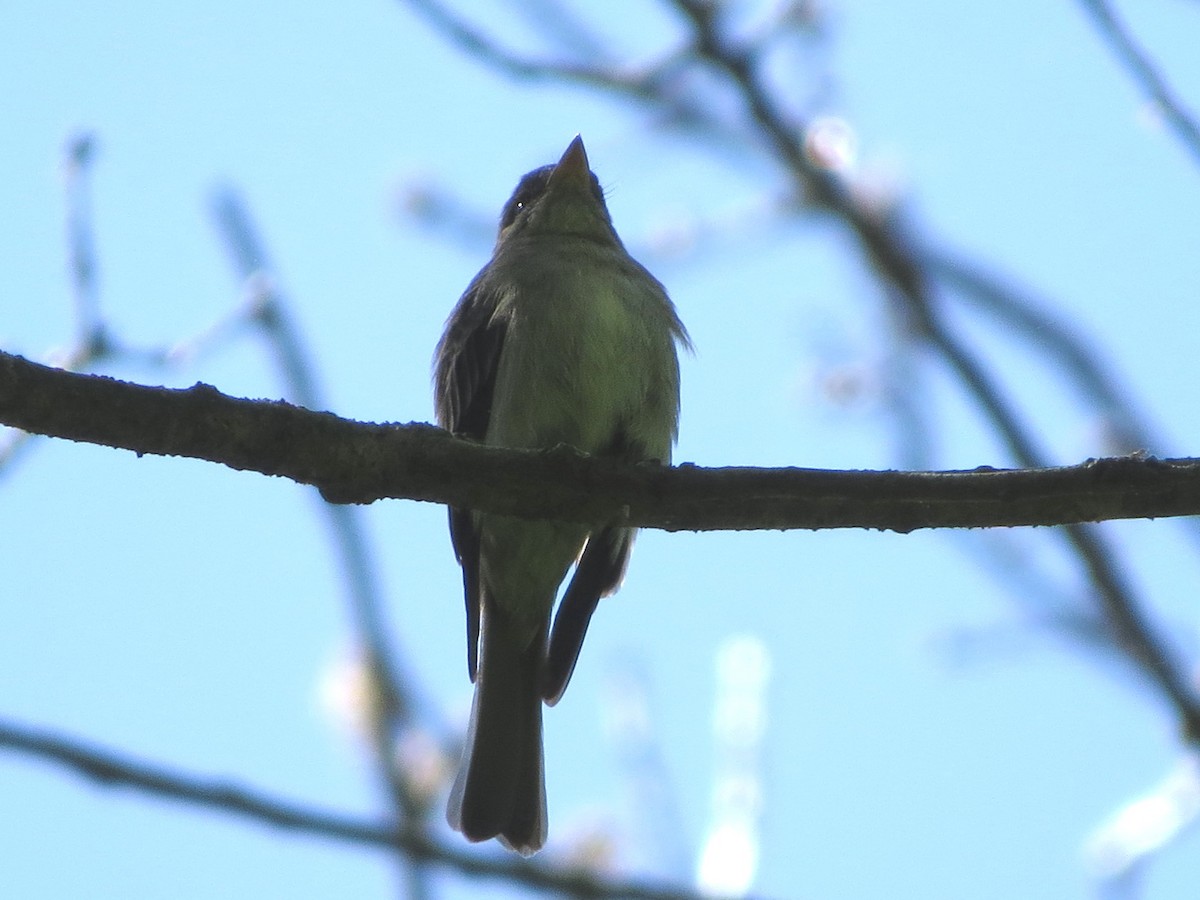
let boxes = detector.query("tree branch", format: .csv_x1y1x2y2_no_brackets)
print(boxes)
210,188,438,900
1078,0,1200,168
0,716,743,900
3,350,1200,533
925,247,1162,455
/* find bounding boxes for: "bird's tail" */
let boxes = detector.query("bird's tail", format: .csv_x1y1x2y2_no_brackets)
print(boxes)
446,593,547,855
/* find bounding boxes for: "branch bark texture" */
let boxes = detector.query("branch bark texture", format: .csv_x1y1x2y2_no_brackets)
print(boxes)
3,350,1198,533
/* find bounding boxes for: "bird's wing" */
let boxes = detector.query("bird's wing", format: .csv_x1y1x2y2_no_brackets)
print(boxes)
543,525,634,705
434,279,508,681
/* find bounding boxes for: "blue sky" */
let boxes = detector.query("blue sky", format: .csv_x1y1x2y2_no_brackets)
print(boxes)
3,2,1200,899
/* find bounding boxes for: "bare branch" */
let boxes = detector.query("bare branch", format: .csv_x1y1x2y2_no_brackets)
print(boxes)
5,351,1200,535
210,188,438,899
63,132,104,346
1078,0,1200,167
925,247,1161,455
400,0,743,142
0,717,746,900
0,134,110,472
403,0,663,94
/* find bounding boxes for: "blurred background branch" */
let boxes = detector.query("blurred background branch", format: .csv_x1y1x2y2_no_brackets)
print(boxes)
0,716,746,900
1077,0,1200,167
209,189,439,900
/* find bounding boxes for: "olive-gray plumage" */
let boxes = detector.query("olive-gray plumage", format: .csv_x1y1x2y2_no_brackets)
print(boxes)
434,136,688,855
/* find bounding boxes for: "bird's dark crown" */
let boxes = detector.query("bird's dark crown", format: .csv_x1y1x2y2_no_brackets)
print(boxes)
498,165,608,232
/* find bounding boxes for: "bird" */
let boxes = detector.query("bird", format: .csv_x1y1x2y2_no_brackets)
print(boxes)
433,135,689,855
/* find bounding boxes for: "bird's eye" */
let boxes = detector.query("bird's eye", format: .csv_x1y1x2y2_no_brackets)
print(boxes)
500,198,526,230
499,167,554,230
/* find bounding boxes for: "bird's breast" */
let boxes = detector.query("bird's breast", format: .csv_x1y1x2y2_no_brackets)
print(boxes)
486,241,677,460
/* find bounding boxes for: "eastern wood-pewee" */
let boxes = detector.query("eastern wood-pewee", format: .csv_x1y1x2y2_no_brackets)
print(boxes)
434,136,689,855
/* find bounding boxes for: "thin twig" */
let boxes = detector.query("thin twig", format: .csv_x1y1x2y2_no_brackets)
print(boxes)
0,717,745,900
399,0,747,143
925,247,1160,455
1078,0,1200,167
0,134,110,472
64,132,105,348
0,134,260,474
209,189,436,899
501,0,610,60
404,0,651,91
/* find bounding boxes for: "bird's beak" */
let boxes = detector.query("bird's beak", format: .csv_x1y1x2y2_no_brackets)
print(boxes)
547,135,591,191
